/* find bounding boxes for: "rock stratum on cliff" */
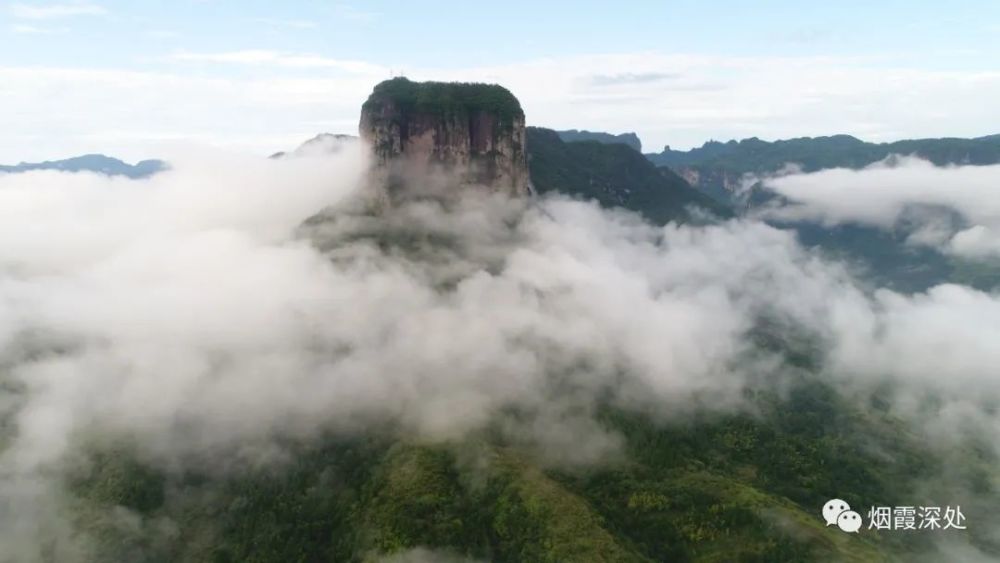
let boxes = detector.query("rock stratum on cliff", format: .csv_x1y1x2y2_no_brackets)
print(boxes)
359,77,530,199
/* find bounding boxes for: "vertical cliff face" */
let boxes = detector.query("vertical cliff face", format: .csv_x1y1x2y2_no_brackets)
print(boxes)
359,77,530,198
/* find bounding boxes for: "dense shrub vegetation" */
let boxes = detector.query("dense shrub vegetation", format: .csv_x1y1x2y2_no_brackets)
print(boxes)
63,365,999,562
527,127,730,223
363,77,524,129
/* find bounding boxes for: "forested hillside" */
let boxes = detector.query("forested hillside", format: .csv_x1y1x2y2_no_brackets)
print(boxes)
528,127,730,223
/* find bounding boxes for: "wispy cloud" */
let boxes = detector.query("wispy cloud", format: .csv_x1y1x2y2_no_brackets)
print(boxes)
165,50,385,74
8,2,106,19
9,23,67,34
331,3,378,22
590,72,680,86
253,17,317,30
4,52,1000,161
144,29,179,40
761,157,1000,258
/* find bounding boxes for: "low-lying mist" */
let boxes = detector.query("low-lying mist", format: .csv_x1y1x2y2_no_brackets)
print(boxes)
1,147,998,560
760,156,1000,259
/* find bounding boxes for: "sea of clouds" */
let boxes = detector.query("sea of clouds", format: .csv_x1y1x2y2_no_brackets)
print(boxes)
761,156,1000,258
0,147,998,561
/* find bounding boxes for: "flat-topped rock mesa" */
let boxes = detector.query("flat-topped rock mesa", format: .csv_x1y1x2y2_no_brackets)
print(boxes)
359,77,530,197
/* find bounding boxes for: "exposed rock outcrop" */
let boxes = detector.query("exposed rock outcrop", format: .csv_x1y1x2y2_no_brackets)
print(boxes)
359,77,530,199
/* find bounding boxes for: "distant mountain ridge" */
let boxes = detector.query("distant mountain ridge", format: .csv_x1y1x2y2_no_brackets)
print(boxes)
640,133,1000,292
270,133,357,159
556,129,642,152
646,133,1000,202
0,154,166,178
527,127,730,223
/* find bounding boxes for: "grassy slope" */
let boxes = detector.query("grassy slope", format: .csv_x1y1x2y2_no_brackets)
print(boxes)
362,77,524,128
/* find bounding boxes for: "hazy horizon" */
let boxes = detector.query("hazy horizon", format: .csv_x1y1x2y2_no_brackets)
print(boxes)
3,1,1000,161
6,126,1000,167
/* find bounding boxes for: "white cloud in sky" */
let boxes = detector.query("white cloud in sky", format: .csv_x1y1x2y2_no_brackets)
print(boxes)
9,23,66,33
253,17,318,29
165,49,385,74
330,3,378,22
2,52,1000,162
144,29,179,40
8,2,106,19
0,65,372,162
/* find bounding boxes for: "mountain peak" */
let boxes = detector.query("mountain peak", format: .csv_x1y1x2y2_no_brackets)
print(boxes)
555,129,642,152
359,78,530,199
0,154,166,178
270,133,358,159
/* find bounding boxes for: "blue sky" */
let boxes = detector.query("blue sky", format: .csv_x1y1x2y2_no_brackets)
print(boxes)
2,0,1000,161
